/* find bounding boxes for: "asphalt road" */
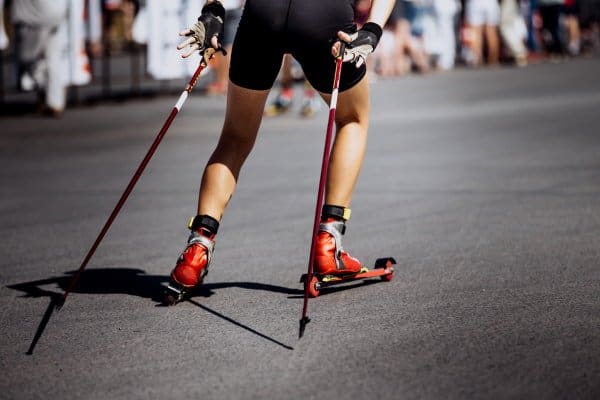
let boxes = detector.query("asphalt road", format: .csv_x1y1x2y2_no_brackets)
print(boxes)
1,57,599,400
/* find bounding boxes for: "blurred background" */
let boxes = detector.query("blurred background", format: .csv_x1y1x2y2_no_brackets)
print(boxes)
0,0,598,117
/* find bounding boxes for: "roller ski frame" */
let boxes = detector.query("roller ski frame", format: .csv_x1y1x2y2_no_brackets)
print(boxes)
300,257,395,298
163,268,209,306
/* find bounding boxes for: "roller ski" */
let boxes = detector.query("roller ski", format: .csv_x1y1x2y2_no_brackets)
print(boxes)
301,257,395,297
163,215,218,306
300,205,395,298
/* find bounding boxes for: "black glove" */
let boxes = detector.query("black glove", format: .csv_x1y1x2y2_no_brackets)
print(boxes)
177,1,226,58
340,22,383,68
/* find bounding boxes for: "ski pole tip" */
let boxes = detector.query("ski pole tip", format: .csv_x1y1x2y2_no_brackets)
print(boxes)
54,295,65,311
299,316,311,339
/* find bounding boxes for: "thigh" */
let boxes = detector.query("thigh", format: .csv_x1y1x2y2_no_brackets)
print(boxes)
318,72,370,126
228,0,287,90
221,82,270,143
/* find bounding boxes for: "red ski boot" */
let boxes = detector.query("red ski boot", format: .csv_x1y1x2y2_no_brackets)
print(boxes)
314,206,362,276
164,215,218,305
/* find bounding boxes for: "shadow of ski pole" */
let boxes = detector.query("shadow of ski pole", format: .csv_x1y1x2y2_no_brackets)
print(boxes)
187,299,294,351
26,294,64,355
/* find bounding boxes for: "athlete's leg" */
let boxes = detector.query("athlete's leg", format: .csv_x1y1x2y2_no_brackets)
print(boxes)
198,82,270,220
168,82,269,291
313,75,370,275
318,75,370,208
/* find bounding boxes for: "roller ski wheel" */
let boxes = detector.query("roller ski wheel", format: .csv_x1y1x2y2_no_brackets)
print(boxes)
306,275,321,298
374,257,395,281
162,266,209,306
301,257,396,297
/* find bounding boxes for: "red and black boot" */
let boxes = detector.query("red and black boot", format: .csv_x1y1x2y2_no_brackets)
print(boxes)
314,205,363,276
164,215,219,305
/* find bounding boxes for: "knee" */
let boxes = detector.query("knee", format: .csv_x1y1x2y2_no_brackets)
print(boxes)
335,106,369,132
216,125,257,157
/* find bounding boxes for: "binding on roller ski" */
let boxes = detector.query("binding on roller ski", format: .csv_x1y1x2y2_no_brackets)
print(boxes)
299,205,395,299
163,215,217,306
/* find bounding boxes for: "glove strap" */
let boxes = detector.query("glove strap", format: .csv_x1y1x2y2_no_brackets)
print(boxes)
361,22,383,48
201,1,225,20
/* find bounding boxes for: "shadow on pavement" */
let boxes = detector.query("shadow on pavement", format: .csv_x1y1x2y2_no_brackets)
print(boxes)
7,268,302,354
7,268,304,303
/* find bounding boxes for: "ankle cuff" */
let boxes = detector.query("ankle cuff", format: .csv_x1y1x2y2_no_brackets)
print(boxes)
321,205,351,221
188,215,220,235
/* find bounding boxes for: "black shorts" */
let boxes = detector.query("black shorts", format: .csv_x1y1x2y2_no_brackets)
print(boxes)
229,0,365,93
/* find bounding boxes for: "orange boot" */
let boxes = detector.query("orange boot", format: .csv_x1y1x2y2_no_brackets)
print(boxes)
169,215,218,289
314,205,362,276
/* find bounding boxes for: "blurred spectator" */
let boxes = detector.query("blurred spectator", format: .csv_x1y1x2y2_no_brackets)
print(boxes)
500,0,529,65
389,0,431,75
408,0,435,71
206,0,244,96
263,54,322,118
11,0,69,116
104,0,139,53
538,0,564,56
431,0,461,70
134,0,204,80
464,0,501,65
86,0,104,58
563,0,582,55
0,0,8,51
579,0,600,52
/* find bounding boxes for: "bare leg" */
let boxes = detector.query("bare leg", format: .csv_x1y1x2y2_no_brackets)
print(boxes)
471,25,484,66
318,75,370,208
485,24,500,65
197,81,270,219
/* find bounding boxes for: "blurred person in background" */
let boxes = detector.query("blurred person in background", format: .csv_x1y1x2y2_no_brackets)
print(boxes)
104,0,139,53
11,0,69,116
431,0,460,70
500,0,529,65
0,0,8,51
263,54,322,117
538,0,564,56
206,0,243,95
562,0,582,55
388,0,431,75
464,0,501,65
579,0,600,52
522,0,542,55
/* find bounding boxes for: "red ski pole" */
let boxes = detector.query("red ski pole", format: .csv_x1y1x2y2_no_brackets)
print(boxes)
299,44,345,338
58,51,218,308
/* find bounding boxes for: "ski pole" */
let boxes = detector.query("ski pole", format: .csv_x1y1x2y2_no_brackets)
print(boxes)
59,50,219,308
299,43,345,338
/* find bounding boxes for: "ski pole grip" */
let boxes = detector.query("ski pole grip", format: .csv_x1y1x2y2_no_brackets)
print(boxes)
337,42,346,60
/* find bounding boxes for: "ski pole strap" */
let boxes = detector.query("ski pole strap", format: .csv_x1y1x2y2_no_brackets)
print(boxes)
321,204,351,222
188,214,220,235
